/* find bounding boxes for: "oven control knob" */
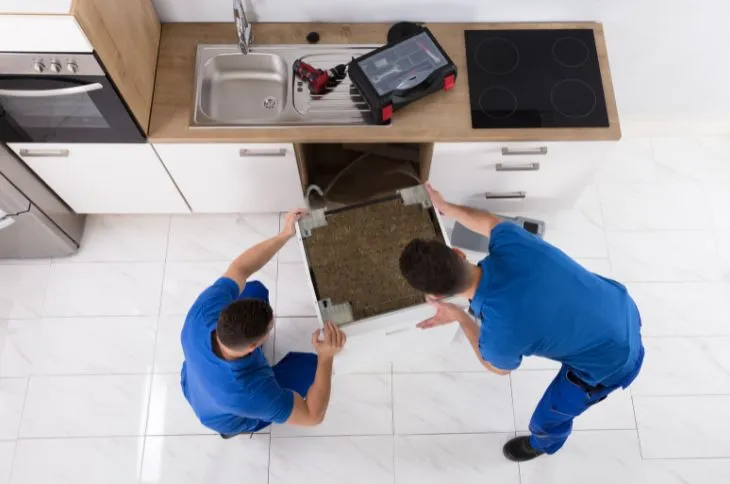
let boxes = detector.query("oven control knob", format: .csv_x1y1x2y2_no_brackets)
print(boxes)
49,61,62,73
33,61,45,73
66,62,79,74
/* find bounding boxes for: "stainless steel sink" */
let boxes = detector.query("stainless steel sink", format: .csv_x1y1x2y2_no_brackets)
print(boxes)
199,52,288,123
193,44,382,127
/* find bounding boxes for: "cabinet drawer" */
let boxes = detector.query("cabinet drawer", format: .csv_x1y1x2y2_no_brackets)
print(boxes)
9,143,189,214
293,186,460,374
431,141,611,212
154,143,304,213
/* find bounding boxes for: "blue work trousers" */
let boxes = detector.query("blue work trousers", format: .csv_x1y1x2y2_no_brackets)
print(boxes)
529,347,644,454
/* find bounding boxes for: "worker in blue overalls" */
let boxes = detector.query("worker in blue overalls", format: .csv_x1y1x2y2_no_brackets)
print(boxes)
180,209,346,438
398,184,644,462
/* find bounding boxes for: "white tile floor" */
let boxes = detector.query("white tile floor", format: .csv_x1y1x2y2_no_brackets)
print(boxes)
1,137,730,483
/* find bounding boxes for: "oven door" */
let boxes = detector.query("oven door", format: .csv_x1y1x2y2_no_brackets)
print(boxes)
0,76,145,143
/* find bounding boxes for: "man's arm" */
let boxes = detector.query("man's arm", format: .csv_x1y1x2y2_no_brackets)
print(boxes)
426,183,502,239
454,310,511,375
418,298,511,376
285,321,346,426
223,209,305,291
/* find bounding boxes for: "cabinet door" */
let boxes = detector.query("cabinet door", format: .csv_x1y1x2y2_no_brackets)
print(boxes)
8,143,189,214
154,143,304,213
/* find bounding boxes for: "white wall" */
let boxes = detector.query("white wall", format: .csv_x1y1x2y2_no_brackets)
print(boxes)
152,0,730,135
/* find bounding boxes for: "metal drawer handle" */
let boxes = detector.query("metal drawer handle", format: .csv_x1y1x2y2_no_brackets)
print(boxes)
18,149,70,158
496,162,540,172
239,148,287,157
502,146,548,156
485,191,526,200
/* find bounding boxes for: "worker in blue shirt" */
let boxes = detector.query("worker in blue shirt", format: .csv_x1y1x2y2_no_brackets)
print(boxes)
398,184,644,462
180,209,346,437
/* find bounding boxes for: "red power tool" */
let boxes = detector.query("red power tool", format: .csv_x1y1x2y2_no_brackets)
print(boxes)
293,59,347,94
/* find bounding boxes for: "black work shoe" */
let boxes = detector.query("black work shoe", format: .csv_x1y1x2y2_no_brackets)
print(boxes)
502,436,545,462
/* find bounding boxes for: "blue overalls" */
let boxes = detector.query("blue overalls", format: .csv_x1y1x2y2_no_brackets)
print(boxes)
467,222,645,454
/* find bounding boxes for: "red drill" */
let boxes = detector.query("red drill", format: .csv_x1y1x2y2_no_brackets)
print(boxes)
293,59,346,94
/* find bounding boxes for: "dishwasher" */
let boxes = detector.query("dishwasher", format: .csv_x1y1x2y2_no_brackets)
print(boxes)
293,143,463,373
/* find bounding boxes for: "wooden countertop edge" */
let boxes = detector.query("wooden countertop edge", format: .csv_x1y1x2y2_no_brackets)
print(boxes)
148,22,621,144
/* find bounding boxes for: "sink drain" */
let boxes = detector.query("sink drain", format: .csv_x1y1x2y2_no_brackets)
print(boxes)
263,97,277,110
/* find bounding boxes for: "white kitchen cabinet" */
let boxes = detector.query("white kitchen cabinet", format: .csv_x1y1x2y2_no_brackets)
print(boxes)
8,143,190,214
154,143,305,213
429,141,611,213
0,15,91,53
0,1,72,14
292,186,461,374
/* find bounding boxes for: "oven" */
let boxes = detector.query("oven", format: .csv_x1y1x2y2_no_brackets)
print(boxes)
0,53,145,143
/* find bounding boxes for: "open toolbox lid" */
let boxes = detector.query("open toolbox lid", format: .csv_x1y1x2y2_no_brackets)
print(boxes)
293,185,465,374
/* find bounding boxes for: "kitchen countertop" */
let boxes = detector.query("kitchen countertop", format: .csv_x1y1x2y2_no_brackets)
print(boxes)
149,22,620,143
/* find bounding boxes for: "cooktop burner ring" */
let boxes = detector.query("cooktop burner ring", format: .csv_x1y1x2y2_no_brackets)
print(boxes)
552,36,590,68
550,79,597,119
475,37,520,75
478,86,518,119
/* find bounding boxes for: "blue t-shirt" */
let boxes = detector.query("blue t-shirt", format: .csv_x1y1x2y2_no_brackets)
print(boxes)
470,222,642,386
180,278,294,434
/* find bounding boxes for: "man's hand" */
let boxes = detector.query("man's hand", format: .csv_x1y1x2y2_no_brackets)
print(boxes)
417,297,467,329
425,183,452,216
281,208,308,238
311,321,346,359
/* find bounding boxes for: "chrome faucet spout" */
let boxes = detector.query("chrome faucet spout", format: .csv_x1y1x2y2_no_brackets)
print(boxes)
233,0,253,55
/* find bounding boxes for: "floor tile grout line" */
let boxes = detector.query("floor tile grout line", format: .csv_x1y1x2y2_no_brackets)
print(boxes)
266,428,645,440
11,434,210,441
136,215,172,472
508,373,524,484
7,376,33,481
631,393,730,399
594,176,614,278
390,364,395,436
390,362,396,483
629,395,645,460
267,212,281,484
267,432,273,484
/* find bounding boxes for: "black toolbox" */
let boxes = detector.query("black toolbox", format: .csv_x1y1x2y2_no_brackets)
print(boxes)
348,27,457,125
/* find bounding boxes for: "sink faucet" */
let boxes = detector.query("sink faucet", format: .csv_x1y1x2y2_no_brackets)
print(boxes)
233,0,253,54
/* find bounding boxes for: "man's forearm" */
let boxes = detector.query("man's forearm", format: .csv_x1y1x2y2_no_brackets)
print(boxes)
304,356,334,423
444,203,502,239
456,311,510,375
226,233,289,283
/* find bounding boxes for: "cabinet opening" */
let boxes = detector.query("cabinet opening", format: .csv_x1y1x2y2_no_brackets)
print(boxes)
296,142,433,209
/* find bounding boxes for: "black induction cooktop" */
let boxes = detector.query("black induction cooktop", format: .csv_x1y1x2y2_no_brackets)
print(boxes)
464,29,609,129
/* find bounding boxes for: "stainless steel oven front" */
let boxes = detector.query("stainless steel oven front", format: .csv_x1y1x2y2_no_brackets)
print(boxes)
0,53,145,143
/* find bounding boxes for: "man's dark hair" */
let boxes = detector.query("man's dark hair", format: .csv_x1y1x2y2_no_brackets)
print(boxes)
216,299,273,350
399,238,469,295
